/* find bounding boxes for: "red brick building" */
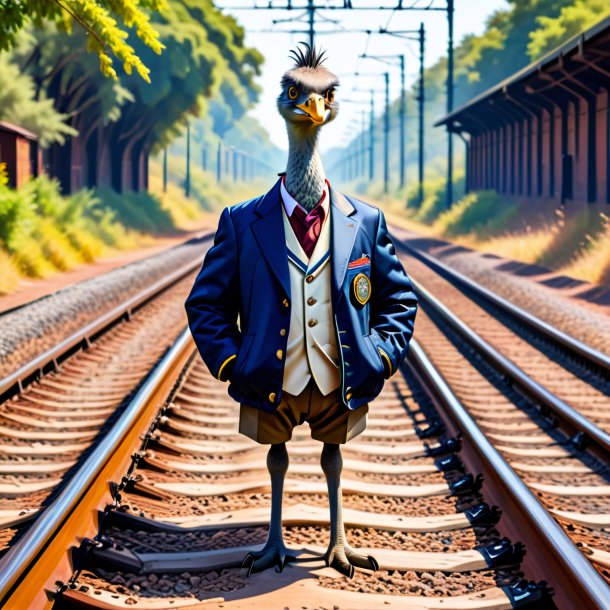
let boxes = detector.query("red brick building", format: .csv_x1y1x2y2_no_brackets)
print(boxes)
437,16,610,207
0,121,41,189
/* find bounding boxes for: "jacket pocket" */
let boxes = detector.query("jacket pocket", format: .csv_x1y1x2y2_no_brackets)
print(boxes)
363,333,384,378
232,334,255,382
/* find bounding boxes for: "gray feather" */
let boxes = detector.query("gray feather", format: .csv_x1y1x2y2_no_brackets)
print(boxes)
284,123,326,210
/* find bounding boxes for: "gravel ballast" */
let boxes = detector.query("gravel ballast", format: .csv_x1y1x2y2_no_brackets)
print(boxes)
0,235,210,377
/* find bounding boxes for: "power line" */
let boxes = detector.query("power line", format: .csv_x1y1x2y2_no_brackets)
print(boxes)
360,53,407,189
221,0,453,205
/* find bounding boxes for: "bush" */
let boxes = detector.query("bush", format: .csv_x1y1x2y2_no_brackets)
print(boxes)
0,165,36,251
537,207,607,269
0,173,145,283
10,234,56,277
0,249,21,294
94,188,176,234
35,219,83,271
408,173,466,224
412,176,447,223
435,190,517,237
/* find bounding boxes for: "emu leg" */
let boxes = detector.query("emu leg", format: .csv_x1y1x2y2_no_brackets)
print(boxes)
241,443,297,574
321,442,379,578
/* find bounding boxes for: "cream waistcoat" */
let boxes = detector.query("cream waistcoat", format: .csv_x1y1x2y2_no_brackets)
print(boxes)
281,204,340,396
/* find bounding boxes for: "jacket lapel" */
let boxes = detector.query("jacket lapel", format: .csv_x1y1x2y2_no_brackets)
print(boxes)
330,187,359,297
251,179,291,297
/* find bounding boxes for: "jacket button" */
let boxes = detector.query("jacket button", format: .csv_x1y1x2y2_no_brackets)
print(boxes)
346,392,353,401
307,297,317,306
308,319,318,328
269,392,276,403
276,349,283,360
280,328,286,336
282,298,289,308
306,275,314,283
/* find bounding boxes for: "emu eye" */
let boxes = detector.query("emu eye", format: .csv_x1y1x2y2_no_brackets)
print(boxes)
287,85,299,100
326,89,335,103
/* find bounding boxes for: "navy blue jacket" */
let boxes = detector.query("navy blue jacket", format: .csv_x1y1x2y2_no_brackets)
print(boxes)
185,179,418,412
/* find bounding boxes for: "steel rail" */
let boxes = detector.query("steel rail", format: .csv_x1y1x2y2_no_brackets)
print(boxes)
412,279,610,457
407,339,610,609
0,328,195,609
0,235,211,401
397,239,610,373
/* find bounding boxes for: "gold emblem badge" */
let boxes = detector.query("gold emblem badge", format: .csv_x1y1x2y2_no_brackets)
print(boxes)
352,273,371,305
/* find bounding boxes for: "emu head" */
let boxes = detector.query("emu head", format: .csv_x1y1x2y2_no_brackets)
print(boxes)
277,43,339,129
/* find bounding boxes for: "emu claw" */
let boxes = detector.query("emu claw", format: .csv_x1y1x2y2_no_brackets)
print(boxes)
241,543,298,575
324,544,379,578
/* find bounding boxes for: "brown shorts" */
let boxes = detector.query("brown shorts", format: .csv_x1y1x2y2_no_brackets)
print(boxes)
239,380,368,445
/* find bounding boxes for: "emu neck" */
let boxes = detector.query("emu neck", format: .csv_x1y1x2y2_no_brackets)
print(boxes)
285,124,325,211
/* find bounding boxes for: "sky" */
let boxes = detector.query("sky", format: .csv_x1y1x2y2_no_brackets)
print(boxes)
220,0,509,153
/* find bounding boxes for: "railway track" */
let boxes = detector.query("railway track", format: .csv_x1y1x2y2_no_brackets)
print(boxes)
0,225,608,609
0,241,212,595
391,238,610,578
0,323,606,606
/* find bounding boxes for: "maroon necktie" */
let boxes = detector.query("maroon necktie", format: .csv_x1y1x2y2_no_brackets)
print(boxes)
288,198,326,259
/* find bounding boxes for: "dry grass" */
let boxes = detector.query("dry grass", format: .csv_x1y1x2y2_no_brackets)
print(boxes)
64,225,106,262
463,228,556,264
0,168,209,296
0,250,21,295
36,220,84,271
148,170,215,231
384,210,438,237
561,215,610,284
11,234,58,278
148,157,285,230
383,196,610,287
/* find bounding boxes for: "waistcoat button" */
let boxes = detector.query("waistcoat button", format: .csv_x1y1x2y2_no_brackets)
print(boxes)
307,297,317,306
306,275,314,283
308,319,318,328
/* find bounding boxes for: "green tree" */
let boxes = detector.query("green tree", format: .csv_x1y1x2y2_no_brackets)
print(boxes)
528,0,610,59
12,0,263,192
0,53,77,146
0,0,165,81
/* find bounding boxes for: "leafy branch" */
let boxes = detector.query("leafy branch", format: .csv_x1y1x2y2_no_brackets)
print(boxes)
0,0,166,82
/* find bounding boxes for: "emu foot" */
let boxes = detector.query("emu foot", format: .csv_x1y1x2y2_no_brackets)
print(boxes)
324,542,380,578
241,541,298,575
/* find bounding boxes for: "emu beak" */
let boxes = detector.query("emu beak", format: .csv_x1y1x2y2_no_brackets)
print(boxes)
296,93,326,124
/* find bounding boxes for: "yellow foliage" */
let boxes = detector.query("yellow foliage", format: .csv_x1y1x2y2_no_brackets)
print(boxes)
0,250,21,295
65,225,107,262
465,229,556,265
561,214,610,284
35,220,83,271
62,0,165,82
12,235,57,278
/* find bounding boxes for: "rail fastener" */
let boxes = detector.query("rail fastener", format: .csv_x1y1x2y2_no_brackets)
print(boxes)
407,339,610,609
0,329,195,609
412,279,610,460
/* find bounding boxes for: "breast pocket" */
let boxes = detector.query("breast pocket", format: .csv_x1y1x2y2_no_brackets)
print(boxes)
347,264,372,335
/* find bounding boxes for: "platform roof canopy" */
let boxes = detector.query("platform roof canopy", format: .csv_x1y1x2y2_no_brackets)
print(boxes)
435,15,610,133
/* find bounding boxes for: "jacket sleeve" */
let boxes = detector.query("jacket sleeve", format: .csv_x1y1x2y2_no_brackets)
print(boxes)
369,209,418,378
185,207,241,381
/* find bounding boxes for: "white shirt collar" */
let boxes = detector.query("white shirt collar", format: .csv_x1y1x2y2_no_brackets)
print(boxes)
281,177,330,217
